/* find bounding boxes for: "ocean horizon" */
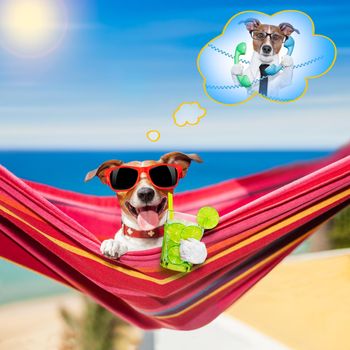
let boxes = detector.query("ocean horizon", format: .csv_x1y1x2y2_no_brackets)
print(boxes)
0,149,331,193
0,150,331,304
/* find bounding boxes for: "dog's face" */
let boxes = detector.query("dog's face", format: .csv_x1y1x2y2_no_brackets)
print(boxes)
114,159,169,231
252,24,285,57
243,19,297,61
85,152,202,230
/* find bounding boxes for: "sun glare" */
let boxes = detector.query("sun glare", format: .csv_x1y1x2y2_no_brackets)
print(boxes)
0,0,67,57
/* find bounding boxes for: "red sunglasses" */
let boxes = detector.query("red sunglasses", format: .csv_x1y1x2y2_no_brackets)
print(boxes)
105,164,183,192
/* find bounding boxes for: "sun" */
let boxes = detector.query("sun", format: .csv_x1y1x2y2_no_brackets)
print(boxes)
0,0,67,57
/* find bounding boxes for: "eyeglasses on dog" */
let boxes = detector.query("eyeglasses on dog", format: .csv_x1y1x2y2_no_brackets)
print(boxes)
250,30,286,43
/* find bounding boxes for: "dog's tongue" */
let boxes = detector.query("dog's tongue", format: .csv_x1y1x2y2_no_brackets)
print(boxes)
137,210,160,231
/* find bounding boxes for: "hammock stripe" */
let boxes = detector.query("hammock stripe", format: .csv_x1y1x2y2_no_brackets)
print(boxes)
0,145,349,330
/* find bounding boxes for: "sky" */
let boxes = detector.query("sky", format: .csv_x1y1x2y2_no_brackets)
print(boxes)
0,0,349,150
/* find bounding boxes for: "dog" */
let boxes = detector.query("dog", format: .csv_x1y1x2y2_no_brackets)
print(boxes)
231,18,299,97
85,152,207,264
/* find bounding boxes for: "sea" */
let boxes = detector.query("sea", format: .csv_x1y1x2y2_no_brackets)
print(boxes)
0,150,330,304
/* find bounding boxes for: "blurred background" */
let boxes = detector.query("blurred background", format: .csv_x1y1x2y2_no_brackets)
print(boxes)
0,1,349,349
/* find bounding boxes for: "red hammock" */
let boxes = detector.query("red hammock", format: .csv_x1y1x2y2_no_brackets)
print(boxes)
0,145,349,330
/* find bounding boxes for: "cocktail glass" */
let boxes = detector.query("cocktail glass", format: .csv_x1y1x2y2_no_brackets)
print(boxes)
161,211,204,273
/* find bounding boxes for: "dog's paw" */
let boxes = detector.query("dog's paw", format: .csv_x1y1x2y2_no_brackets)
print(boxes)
231,64,244,76
100,239,128,259
281,55,293,67
180,238,207,265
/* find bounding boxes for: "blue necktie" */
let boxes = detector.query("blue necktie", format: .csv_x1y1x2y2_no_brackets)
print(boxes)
259,64,269,95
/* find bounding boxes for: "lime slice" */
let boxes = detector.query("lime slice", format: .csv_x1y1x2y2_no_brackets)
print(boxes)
168,246,182,265
181,225,203,240
196,206,219,229
166,222,185,243
166,239,178,249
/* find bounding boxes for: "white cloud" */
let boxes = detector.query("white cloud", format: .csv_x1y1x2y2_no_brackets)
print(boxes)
0,91,348,150
0,101,348,150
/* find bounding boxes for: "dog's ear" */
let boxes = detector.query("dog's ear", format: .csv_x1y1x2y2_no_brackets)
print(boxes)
84,160,123,184
160,152,203,177
239,18,261,31
279,22,300,35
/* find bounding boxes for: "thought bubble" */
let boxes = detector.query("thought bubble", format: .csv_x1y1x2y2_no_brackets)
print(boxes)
146,129,160,142
197,10,336,104
173,102,206,127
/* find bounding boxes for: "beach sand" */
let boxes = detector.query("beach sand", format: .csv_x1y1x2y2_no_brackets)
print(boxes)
0,294,80,350
228,249,350,350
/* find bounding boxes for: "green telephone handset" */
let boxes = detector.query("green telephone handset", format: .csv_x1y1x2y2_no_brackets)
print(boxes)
234,42,252,88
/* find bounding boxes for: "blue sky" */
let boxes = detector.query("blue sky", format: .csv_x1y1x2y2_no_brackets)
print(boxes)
0,0,349,149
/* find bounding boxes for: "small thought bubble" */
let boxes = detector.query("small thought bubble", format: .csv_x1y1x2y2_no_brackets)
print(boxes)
173,102,206,127
146,129,161,142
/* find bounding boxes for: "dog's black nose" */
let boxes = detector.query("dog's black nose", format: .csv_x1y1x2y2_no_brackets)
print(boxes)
137,187,155,202
262,45,272,54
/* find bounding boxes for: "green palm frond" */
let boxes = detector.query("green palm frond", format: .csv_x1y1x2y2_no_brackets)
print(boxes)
60,297,142,350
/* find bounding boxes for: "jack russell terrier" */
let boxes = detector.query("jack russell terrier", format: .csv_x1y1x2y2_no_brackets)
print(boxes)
232,18,299,97
85,152,207,264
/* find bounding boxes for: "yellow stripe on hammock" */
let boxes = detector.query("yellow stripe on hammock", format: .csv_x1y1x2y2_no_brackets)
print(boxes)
0,188,348,285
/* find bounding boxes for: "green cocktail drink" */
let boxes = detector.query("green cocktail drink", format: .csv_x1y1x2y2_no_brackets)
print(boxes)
161,193,219,273
161,212,203,273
